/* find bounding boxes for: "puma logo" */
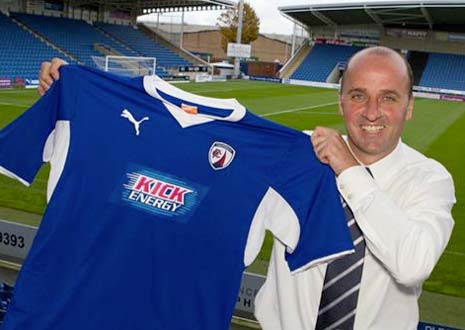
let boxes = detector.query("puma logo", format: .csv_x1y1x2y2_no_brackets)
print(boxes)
121,109,149,136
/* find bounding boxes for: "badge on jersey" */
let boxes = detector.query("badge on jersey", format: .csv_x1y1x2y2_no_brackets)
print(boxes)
209,142,235,170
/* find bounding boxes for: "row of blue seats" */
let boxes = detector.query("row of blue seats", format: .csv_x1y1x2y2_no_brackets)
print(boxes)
1,12,190,80
0,11,75,80
420,53,465,91
12,13,121,68
95,22,191,69
291,44,362,82
10,13,175,77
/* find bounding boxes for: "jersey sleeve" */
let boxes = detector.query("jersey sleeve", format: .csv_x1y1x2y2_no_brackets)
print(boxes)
268,136,354,273
0,71,73,185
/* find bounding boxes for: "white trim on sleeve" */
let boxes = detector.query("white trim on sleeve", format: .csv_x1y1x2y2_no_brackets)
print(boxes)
243,187,300,267
0,166,31,186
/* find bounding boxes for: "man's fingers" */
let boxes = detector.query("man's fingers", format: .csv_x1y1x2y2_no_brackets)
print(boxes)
50,58,68,80
39,62,53,86
38,59,68,95
319,156,330,165
312,139,330,164
311,134,326,147
38,80,51,95
312,137,325,153
313,126,333,136
311,129,331,164
310,131,318,145
50,68,60,81
310,126,357,175
315,148,330,164
311,126,335,145
37,85,46,97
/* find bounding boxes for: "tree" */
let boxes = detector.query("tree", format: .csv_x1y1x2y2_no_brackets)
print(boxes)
217,2,260,53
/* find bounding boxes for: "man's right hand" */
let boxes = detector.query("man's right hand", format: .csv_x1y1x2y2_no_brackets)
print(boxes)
311,126,359,176
38,58,68,96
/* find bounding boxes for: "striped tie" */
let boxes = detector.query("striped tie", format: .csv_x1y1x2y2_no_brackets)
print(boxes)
315,168,372,330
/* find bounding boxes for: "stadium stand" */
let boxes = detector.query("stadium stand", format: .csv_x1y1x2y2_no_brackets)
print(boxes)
419,52,465,91
290,44,362,82
95,22,192,69
11,13,138,68
11,13,171,77
0,12,74,80
289,43,465,92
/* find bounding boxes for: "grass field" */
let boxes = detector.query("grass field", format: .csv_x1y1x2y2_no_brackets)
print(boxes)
1,80,465,303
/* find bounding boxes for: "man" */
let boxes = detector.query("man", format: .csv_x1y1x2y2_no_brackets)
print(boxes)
254,46,455,329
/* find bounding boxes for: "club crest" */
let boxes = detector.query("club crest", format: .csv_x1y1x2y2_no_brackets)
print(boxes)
209,142,235,170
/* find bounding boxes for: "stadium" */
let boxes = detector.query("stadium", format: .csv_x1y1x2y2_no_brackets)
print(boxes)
0,0,464,329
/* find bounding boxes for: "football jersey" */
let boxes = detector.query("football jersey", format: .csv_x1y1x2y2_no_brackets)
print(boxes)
0,65,353,330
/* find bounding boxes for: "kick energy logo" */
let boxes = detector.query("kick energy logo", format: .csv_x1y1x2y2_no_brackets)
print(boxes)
119,165,208,222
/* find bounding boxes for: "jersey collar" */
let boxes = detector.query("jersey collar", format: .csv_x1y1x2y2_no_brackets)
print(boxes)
143,75,246,128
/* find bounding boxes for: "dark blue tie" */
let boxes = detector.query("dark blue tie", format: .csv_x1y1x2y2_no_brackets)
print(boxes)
315,168,372,330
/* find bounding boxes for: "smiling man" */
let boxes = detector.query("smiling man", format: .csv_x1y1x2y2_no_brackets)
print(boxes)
255,46,456,330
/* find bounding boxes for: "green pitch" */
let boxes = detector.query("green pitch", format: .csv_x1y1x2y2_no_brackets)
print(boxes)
1,81,465,300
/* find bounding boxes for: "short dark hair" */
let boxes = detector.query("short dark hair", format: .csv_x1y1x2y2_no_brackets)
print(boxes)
340,46,414,98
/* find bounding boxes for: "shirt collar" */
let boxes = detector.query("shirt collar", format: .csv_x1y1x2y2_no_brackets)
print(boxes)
365,139,404,187
143,75,246,128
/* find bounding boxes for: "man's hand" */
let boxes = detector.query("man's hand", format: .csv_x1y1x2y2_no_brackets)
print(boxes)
311,126,359,176
38,58,68,96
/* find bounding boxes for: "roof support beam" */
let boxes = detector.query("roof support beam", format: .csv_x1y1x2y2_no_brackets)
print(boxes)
375,10,429,26
381,15,428,24
364,7,383,28
203,0,235,7
310,10,337,27
420,6,433,29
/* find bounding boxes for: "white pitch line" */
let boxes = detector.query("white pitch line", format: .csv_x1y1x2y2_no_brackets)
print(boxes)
186,84,277,95
444,251,465,257
291,111,339,116
260,101,338,117
0,102,30,107
0,90,26,93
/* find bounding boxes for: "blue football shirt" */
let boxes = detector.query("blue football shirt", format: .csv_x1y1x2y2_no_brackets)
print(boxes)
0,66,353,330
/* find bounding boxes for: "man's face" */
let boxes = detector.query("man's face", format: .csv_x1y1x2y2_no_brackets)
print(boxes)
339,53,414,164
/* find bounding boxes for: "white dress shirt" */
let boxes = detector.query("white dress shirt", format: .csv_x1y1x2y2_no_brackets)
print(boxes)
254,140,456,330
